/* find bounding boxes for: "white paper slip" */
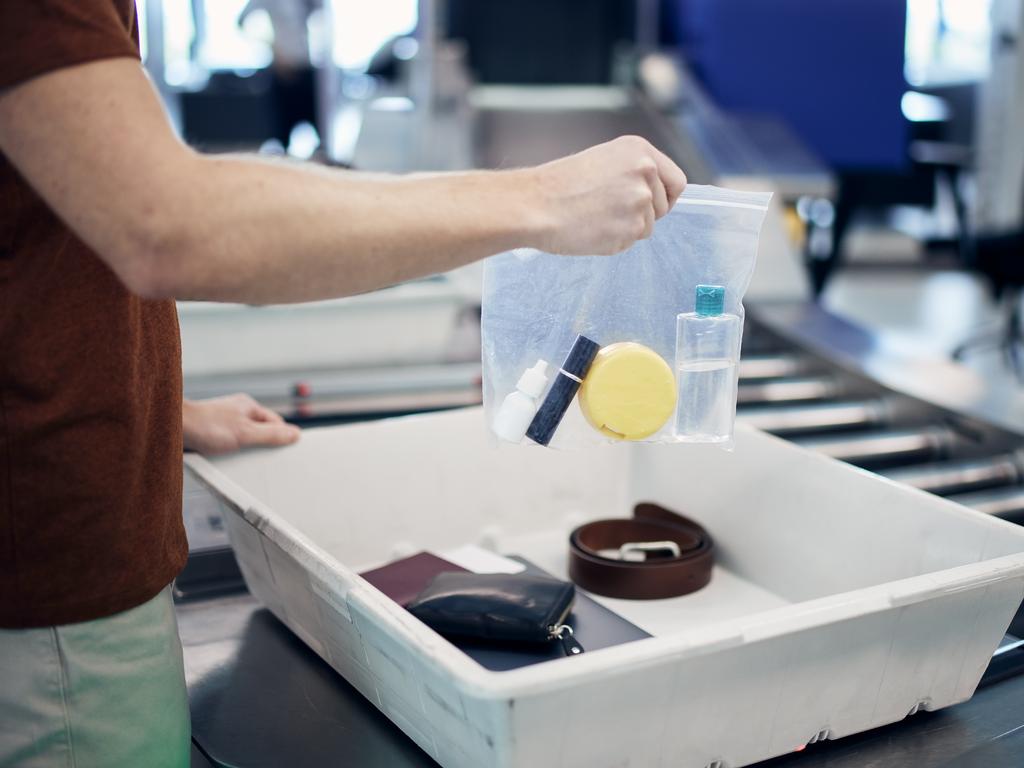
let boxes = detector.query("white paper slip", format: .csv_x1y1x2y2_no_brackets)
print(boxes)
438,545,527,575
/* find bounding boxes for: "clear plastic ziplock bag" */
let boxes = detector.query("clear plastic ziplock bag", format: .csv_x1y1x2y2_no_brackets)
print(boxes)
482,184,772,450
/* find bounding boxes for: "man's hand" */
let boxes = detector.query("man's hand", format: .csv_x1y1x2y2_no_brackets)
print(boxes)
527,135,687,255
182,394,301,455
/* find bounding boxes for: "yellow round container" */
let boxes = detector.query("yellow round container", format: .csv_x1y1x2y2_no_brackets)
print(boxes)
579,342,676,440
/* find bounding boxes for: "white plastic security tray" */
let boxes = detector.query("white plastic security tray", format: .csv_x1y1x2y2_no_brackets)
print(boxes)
186,408,1024,768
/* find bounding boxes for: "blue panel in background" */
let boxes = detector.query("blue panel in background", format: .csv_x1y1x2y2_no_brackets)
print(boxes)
673,0,909,172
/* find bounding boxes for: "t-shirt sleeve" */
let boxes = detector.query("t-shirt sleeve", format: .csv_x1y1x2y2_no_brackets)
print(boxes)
0,0,139,91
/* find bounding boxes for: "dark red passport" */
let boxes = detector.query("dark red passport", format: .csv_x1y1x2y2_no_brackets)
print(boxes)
359,552,468,607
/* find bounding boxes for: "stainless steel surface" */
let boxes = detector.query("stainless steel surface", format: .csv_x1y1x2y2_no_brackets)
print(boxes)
883,454,1024,496
472,87,700,172
742,305,1024,496
179,590,1024,768
947,486,1024,518
273,389,482,421
346,84,706,177
738,399,889,436
181,592,436,768
796,427,957,468
184,362,482,422
750,302,1024,436
738,354,817,381
736,375,841,405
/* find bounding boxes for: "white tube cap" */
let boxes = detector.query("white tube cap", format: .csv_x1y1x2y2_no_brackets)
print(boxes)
516,360,549,397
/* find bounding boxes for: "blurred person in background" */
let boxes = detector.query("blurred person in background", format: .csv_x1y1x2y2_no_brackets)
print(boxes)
240,0,321,148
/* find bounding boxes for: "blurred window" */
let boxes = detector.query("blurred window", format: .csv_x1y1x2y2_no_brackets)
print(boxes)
138,0,272,86
140,0,418,83
906,0,993,86
329,0,417,71
200,1,272,70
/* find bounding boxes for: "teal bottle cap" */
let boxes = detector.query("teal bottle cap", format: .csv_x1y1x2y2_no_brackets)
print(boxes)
695,284,725,316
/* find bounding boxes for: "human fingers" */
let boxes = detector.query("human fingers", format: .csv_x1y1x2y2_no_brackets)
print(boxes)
239,420,301,448
649,145,687,207
644,203,656,239
248,401,287,424
647,164,669,219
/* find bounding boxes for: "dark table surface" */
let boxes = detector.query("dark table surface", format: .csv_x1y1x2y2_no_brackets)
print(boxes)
178,592,1024,768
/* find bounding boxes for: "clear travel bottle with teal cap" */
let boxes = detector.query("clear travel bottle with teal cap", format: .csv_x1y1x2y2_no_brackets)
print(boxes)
674,284,742,441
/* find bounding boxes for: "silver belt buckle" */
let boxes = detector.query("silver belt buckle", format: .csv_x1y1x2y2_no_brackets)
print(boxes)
597,540,682,562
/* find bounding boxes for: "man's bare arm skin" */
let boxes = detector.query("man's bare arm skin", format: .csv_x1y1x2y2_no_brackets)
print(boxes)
0,58,686,304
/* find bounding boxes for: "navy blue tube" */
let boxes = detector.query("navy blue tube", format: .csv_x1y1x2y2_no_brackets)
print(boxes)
526,335,600,446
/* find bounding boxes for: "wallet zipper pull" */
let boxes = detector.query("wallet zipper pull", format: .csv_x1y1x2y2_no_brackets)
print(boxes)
550,624,584,656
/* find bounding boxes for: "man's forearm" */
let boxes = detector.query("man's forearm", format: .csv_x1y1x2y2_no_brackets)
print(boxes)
0,58,685,305
148,155,546,303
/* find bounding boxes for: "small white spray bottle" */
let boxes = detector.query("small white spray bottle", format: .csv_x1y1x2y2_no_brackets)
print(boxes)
492,360,550,443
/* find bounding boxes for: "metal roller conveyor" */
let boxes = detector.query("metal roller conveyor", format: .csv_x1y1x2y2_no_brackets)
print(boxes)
795,427,959,468
882,454,1024,497
947,487,1024,520
737,399,889,436
738,354,817,381
736,375,842,406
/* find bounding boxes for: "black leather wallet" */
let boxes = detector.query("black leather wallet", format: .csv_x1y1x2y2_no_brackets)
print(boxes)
407,572,584,656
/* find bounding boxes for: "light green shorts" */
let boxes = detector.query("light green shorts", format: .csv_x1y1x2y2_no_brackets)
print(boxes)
0,585,190,768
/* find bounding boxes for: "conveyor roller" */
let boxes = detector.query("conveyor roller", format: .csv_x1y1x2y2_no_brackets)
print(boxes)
946,486,1024,519
795,427,958,468
737,376,841,406
882,454,1024,497
738,400,889,436
738,354,816,381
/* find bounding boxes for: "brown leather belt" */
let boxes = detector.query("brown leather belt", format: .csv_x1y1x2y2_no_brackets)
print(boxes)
568,503,714,599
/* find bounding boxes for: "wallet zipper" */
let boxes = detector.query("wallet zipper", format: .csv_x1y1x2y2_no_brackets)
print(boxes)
547,603,584,656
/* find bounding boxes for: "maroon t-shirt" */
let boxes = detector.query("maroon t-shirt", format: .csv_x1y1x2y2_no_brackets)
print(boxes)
0,0,187,627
